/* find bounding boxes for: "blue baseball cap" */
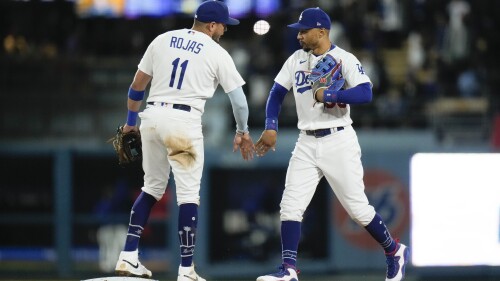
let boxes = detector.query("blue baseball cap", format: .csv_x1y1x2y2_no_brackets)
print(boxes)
288,7,331,30
195,0,240,25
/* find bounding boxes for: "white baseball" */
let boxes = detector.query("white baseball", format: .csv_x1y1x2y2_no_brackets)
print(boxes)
253,20,270,35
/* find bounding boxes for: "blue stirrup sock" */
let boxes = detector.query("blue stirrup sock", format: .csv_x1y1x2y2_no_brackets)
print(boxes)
178,203,198,267
365,213,397,254
281,220,301,267
124,192,157,251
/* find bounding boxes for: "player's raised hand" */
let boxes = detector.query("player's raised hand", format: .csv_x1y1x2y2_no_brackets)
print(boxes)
233,132,255,161
255,130,277,157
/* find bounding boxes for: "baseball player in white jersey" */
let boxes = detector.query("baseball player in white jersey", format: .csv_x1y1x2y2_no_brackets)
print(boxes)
255,7,409,281
114,1,254,280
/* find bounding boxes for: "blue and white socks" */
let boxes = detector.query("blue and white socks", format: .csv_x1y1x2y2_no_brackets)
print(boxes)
281,220,301,267
124,191,157,251
365,213,397,254
178,203,198,267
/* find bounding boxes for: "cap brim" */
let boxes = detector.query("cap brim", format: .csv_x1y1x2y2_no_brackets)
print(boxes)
225,17,240,25
287,23,313,29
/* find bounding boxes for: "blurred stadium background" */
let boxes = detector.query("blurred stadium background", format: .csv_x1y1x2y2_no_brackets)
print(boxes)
1,0,499,280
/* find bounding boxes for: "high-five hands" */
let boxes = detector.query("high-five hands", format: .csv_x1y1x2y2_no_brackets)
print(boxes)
255,130,277,157
233,132,255,160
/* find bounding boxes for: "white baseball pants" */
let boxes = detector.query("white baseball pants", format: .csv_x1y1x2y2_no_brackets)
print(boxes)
138,105,204,205
280,125,376,226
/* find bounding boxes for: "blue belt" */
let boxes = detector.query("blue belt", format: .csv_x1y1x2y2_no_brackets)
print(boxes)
147,102,191,112
304,127,344,138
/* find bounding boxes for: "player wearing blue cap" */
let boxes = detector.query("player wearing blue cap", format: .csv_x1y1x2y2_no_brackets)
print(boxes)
255,7,409,281
114,1,254,280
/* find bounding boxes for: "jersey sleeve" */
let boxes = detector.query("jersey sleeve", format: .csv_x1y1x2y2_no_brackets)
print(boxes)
217,48,245,93
137,37,156,76
341,52,372,89
274,54,295,90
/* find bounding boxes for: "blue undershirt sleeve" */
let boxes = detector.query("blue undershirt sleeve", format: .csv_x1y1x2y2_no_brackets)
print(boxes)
324,82,372,104
265,82,288,131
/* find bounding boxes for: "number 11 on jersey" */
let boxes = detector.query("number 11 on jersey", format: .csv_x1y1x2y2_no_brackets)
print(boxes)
170,58,189,89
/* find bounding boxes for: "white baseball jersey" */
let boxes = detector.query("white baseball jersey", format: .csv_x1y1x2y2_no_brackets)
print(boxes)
137,28,245,204
138,28,245,113
274,45,371,130
277,45,376,225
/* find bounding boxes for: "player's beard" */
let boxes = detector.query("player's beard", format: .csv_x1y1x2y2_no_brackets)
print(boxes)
212,30,223,43
299,41,311,52
300,40,323,54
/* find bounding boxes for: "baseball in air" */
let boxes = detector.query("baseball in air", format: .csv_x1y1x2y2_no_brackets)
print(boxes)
253,20,270,35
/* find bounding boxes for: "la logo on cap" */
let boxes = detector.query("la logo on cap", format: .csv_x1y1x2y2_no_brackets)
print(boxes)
287,7,331,30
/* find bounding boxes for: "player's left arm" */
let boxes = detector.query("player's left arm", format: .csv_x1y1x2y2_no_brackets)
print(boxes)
123,70,152,133
316,82,372,104
316,53,372,105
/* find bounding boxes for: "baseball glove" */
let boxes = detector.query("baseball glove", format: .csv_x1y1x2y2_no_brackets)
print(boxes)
308,54,344,98
109,126,142,166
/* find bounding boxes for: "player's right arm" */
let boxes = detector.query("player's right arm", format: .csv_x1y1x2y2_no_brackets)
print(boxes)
214,47,254,160
228,86,255,160
255,82,288,157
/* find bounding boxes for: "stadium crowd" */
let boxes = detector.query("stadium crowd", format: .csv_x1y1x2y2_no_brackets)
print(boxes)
1,0,498,141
